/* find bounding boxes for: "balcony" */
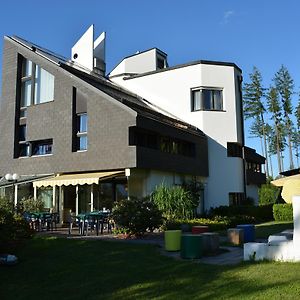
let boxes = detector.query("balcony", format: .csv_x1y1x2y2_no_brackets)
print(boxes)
246,169,266,186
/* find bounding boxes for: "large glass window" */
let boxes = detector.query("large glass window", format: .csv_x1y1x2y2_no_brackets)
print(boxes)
20,58,55,108
192,88,223,111
37,187,53,209
34,65,55,104
32,139,53,156
76,113,88,151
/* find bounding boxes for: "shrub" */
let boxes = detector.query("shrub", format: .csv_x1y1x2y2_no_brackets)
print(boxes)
151,184,196,219
259,184,281,206
273,204,293,221
0,208,33,251
18,197,45,213
0,196,14,213
112,197,163,236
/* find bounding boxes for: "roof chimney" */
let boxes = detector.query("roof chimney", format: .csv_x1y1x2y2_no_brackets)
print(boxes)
71,25,106,76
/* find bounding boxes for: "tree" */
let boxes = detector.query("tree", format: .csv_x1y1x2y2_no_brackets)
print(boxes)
273,65,294,170
243,67,269,177
267,86,285,173
294,95,300,167
264,123,274,179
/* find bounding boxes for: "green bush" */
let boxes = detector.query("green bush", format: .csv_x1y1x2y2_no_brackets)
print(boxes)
0,208,33,250
259,184,281,206
112,197,163,236
273,204,293,221
18,197,45,213
164,215,255,232
151,184,196,219
209,205,274,222
0,196,14,213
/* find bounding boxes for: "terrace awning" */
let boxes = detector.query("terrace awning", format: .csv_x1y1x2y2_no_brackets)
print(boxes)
33,171,124,188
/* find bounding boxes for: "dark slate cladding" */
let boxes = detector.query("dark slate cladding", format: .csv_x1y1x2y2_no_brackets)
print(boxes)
135,116,208,176
0,35,208,177
61,64,204,137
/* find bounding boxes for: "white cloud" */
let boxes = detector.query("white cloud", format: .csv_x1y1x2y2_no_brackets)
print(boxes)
221,10,235,24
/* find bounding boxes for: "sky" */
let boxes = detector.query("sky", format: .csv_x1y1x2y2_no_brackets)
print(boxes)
0,0,300,176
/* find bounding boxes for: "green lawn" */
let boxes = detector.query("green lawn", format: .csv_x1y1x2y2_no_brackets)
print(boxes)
1,236,300,300
255,221,293,239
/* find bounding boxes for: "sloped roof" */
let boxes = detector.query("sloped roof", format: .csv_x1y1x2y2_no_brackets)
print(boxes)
9,35,205,137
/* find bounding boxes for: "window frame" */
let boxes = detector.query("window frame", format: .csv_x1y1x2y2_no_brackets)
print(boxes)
76,113,88,151
191,87,224,112
20,57,55,109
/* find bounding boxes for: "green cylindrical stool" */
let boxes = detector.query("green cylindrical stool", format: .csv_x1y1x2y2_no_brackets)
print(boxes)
164,230,182,251
181,234,203,259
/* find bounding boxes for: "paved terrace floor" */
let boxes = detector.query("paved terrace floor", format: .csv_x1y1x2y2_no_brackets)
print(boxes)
37,227,251,265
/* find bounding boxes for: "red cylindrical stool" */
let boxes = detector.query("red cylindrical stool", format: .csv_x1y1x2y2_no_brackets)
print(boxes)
192,225,209,234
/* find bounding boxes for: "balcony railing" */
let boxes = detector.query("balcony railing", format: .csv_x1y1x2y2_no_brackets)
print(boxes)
246,170,266,185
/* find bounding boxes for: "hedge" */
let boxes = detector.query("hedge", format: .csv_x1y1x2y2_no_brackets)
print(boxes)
163,215,256,232
209,205,274,222
273,204,293,222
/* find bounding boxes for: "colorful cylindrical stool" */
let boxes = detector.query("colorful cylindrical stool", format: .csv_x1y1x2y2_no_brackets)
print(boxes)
192,225,209,234
164,230,182,251
237,224,255,243
181,234,203,259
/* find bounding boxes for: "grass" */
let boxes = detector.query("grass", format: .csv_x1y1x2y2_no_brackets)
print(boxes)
1,236,300,300
255,221,293,239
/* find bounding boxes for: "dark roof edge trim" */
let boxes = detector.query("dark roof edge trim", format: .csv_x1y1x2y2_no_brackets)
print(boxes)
123,59,242,80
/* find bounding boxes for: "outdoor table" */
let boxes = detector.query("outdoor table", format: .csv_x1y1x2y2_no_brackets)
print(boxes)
76,211,111,236
24,212,56,231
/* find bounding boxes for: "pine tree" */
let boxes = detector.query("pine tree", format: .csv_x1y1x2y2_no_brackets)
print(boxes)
294,96,300,167
265,123,274,179
273,65,294,170
243,66,269,177
267,86,285,173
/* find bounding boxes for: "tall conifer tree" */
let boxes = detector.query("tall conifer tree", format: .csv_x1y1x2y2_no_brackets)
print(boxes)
267,86,285,173
274,65,294,170
243,67,269,177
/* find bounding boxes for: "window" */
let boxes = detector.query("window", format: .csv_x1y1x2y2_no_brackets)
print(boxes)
76,113,88,151
19,143,30,157
19,125,26,142
157,57,165,69
192,88,223,111
229,193,245,206
32,139,53,156
227,142,243,158
246,162,262,173
129,127,196,157
20,58,54,110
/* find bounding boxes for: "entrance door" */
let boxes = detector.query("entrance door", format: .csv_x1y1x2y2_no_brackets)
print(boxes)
78,184,91,213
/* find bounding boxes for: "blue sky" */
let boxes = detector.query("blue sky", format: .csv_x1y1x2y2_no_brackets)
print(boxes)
0,0,300,176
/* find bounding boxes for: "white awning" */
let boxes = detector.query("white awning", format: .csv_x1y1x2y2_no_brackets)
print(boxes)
33,171,124,188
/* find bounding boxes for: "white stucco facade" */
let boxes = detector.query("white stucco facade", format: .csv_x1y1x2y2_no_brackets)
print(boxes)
110,54,245,209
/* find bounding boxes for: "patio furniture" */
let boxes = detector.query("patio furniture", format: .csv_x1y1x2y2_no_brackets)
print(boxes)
191,225,209,234
201,232,219,254
227,228,244,245
75,211,113,236
181,234,203,259
237,224,255,243
164,230,181,251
